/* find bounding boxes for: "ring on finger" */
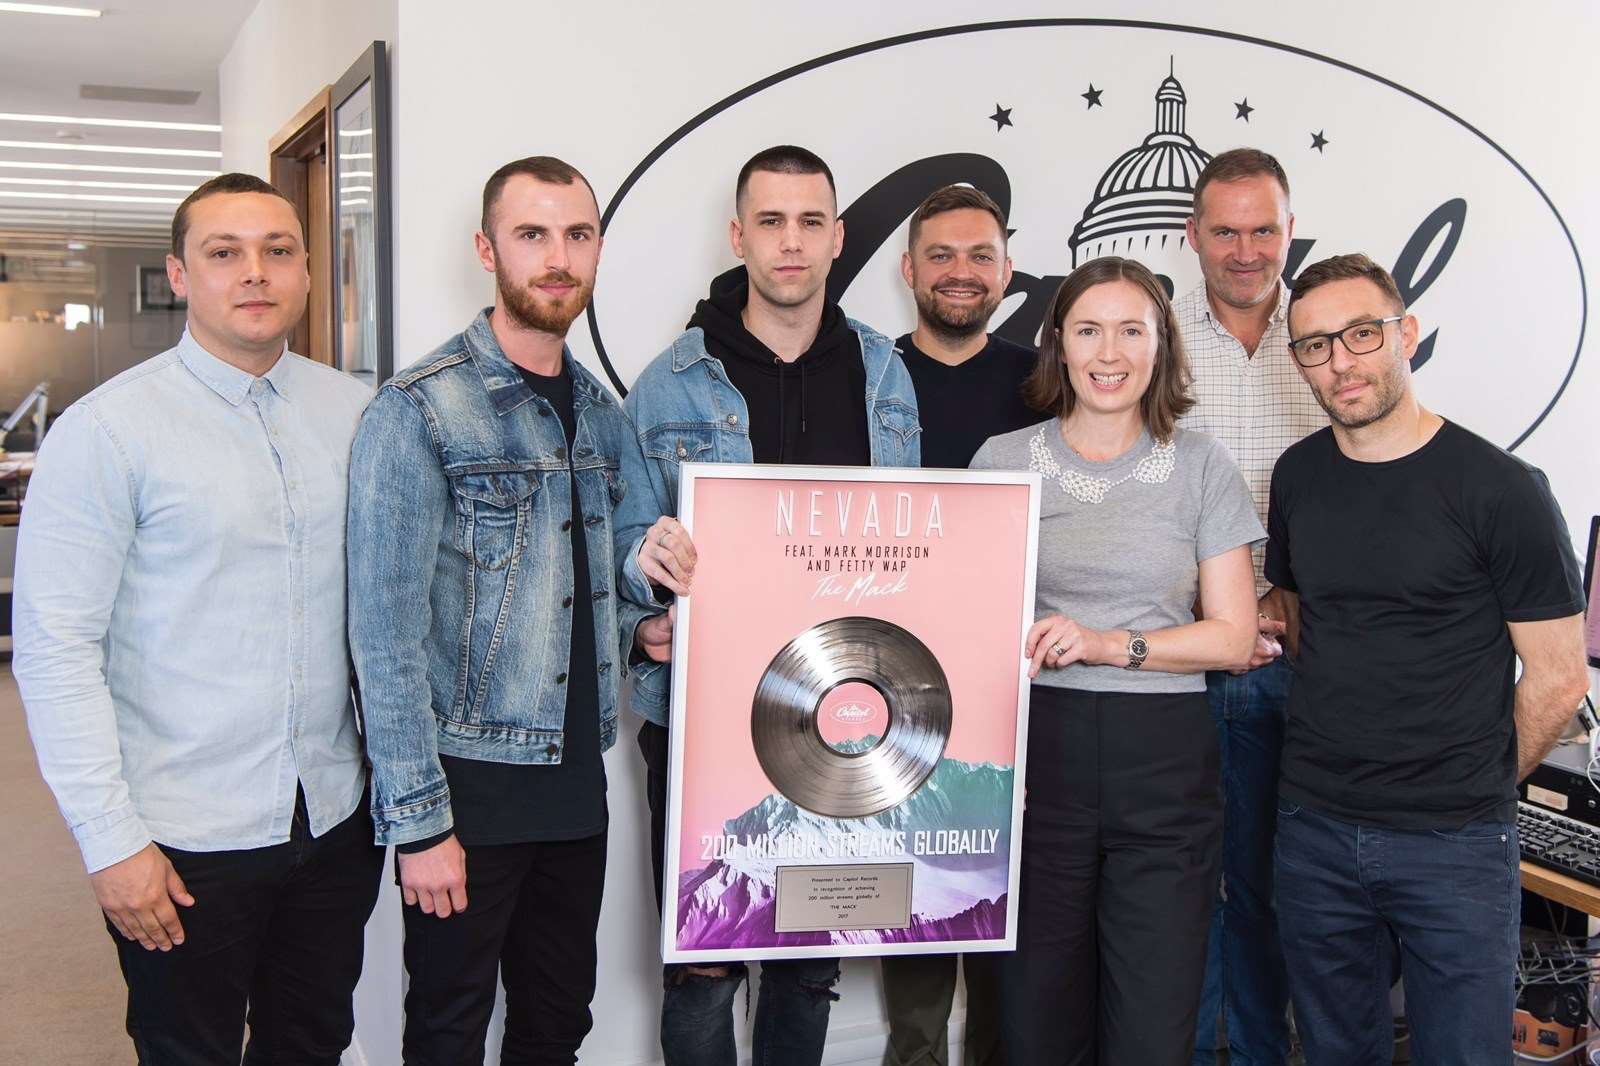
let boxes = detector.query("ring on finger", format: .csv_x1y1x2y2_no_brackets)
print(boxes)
1051,642,1066,657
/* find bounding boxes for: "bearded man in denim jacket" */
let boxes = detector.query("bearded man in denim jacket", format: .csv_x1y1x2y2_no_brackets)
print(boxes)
624,145,921,1066
347,156,672,1064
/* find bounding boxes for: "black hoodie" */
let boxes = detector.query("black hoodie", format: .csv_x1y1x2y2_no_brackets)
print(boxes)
687,266,871,466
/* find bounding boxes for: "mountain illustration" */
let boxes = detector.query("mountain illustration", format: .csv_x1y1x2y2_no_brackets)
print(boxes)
677,757,1013,950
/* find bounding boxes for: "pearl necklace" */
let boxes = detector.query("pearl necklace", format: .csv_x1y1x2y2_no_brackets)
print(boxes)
1027,425,1177,504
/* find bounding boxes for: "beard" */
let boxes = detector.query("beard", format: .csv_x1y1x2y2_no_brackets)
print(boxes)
497,264,594,336
1311,343,1409,429
915,279,1002,340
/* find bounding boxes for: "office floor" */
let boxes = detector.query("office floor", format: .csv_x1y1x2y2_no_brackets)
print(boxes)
2,667,133,1065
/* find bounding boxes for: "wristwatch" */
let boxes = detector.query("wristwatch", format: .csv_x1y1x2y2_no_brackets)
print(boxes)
1124,630,1149,671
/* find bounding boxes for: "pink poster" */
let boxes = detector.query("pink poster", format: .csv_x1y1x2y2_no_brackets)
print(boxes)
662,465,1040,962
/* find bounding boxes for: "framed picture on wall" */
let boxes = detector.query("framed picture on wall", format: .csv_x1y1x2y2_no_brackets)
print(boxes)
329,40,393,388
135,265,185,313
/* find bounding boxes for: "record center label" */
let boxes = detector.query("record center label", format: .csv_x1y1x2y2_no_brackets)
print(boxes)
817,681,889,754
774,863,913,932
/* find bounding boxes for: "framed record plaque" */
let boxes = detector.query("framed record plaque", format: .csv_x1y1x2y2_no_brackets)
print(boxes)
661,464,1040,962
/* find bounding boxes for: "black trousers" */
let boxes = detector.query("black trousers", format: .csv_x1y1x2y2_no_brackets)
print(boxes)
401,831,608,1066
1000,686,1222,1066
109,792,384,1066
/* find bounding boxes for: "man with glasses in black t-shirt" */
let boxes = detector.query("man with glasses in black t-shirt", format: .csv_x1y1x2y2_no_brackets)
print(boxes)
1266,253,1590,1064
878,185,1036,1066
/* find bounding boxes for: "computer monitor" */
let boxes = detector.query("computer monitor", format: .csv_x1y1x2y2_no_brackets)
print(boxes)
1585,515,1600,668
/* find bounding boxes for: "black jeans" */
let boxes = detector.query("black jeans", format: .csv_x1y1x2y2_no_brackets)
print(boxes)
1001,686,1222,1066
639,721,841,1066
401,832,608,1066
109,792,383,1066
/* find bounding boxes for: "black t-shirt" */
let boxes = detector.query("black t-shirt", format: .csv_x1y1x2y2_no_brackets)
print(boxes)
1265,421,1585,830
896,332,1038,469
402,364,607,851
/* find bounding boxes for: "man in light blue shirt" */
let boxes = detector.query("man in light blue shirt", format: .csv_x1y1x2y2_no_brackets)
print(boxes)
13,172,382,1065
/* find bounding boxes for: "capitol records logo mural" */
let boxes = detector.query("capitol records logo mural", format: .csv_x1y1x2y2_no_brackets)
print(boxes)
586,20,1585,451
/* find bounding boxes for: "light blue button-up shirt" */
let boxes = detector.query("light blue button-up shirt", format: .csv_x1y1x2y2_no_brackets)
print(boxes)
13,331,373,873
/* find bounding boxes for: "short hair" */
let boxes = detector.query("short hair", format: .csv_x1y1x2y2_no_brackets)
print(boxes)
734,145,836,214
1023,256,1193,441
1192,148,1290,218
481,155,597,237
171,172,301,260
907,184,1008,251
1287,253,1405,328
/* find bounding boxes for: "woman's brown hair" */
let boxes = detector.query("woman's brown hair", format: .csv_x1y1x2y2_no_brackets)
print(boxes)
1023,256,1193,441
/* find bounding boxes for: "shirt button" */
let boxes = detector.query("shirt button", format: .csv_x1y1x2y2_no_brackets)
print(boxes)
726,414,739,426
555,673,567,684
677,445,688,458
538,408,552,417
562,595,573,608
561,519,572,531
545,743,559,755
555,447,567,461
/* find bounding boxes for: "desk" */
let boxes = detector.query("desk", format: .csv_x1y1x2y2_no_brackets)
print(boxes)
1523,860,1600,918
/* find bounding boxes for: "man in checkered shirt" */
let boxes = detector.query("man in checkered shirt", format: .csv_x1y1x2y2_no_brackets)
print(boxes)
1177,148,1327,1066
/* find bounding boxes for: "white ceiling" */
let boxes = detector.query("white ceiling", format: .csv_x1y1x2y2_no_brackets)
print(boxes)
0,0,257,243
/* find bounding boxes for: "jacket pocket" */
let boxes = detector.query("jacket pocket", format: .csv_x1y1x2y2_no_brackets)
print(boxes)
450,470,537,571
873,399,922,464
641,424,717,499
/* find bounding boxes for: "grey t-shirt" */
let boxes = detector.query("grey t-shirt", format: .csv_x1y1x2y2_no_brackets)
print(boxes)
971,419,1264,693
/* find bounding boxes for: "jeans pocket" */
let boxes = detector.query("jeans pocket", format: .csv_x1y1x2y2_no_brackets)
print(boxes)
1428,820,1513,844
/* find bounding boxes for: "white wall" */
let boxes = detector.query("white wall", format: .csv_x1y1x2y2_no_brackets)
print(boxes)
218,0,399,178
216,1,1600,1063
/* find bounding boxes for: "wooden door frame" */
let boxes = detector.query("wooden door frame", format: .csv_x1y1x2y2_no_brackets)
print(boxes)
268,88,333,365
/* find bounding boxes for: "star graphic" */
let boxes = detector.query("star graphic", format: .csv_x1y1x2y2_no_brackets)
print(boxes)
989,104,1013,131
1234,98,1254,122
1311,129,1329,153
1081,84,1103,109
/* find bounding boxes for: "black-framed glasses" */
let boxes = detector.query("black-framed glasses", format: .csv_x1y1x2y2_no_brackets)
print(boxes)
1287,316,1403,367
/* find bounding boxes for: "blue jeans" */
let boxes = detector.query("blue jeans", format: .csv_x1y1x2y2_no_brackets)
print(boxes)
1274,802,1519,1065
640,722,840,1066
659,959,841,1066
1193,659,1291,1066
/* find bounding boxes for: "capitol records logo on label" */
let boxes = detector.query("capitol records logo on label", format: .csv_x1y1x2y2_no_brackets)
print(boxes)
589,20,1583,451
833,703,873,723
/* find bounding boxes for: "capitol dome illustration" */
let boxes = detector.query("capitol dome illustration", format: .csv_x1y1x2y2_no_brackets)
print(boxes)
1069,65,1213,266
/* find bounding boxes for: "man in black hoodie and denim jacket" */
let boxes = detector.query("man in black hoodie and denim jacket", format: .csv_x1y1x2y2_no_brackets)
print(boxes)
623,145,921,1066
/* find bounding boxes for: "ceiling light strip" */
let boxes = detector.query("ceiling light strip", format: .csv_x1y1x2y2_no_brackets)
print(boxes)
0,190,182,205
0,176,197,191
0,112,220,133
0,3,102,16
0,159,220,177
0,140,221,159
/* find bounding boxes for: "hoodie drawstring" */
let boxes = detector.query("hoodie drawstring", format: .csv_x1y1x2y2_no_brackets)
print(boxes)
775,357,786,464
773,355,810,465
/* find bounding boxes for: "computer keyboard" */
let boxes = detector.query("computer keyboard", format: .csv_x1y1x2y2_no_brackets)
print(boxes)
1519,801,1600,888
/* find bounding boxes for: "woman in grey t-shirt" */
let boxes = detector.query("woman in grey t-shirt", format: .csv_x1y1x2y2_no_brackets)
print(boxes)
970,257,1263,1065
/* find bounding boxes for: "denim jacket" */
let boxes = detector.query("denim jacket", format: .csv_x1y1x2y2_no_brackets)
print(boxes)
348,310,660,846
621,318,921,726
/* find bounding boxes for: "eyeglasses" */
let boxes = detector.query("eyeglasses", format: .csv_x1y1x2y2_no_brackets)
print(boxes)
1287,316,1403,367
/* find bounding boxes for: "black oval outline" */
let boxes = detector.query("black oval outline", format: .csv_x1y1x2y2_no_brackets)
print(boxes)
586,17,1584,451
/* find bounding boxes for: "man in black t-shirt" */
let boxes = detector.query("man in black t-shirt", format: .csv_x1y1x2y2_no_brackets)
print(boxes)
1266,254,1589,1064
879,186,1035,1066
894,184,1036,473
349,157,673,1063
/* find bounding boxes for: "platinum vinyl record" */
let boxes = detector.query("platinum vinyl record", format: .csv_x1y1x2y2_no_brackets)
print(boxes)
750,616,952,818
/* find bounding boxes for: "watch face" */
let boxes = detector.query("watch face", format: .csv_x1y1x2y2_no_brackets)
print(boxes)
1130,636,1149,657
